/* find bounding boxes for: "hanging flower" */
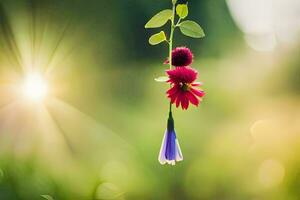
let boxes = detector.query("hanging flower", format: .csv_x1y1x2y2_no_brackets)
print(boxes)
164,47,193,67
166,66,205,110
158,112,183,165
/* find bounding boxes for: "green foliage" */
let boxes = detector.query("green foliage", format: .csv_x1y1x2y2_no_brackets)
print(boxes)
179,20,205,38
176,4,188,19
154,76,169,82
145,10,173,28
149,31,167,45
145,0,205,44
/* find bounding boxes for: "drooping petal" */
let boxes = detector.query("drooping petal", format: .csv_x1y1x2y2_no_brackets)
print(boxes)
159,114,183,165
168,94,176,104
169,93,178,104
181,94,189,110
175,91,183,108
175,139,183,161
165,130,177,161
158,130,183,165
165,65,205,110
167,85,181,104
158,131,168,165
190,87,205,97
158,130,179,165
167,85,180,97
186,91,199,106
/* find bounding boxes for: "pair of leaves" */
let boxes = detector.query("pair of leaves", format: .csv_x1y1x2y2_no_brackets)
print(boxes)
144,5,188,29
176,4,204,38
145,9,172,45
145,4,205,46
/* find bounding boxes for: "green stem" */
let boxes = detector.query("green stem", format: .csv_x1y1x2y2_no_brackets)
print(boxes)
169,4,175,70
168,2,176,114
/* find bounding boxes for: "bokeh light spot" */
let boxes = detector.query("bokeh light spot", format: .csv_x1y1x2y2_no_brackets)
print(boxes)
95,182,124,200
258,159,285,188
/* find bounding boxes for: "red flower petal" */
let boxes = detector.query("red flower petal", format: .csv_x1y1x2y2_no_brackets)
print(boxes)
181,94,189,110
166,67,198,84
168,93,177,104
166,66,205,110
186,91,199,106
167,85,179,96
175,92,183,108
190,87,205,97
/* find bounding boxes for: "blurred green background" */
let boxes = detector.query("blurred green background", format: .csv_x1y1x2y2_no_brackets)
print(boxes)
0,0,299,199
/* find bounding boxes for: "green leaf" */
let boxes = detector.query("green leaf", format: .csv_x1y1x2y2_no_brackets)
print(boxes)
176,4,188,19
149,31,166,45
179,20,205,38
154,76,169,82
41,195,54,200
172,0,177,4
145,9,173,28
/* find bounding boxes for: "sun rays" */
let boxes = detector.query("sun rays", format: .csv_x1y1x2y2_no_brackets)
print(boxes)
0,1,132,165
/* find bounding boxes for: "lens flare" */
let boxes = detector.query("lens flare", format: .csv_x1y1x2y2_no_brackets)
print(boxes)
22,73,48,101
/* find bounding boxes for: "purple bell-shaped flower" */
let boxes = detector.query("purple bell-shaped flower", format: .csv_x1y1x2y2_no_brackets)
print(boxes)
158,112,183,165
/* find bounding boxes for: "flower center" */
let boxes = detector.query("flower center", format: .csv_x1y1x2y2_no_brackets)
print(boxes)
180,83,191,91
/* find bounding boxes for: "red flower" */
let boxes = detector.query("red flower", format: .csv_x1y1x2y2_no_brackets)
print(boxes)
165,47,193,67
166,67,205,110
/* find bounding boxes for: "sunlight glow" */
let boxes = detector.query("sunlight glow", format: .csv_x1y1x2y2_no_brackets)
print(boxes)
22,73,48,101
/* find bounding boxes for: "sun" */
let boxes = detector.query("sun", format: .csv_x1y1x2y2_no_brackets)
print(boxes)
22,73,48,101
